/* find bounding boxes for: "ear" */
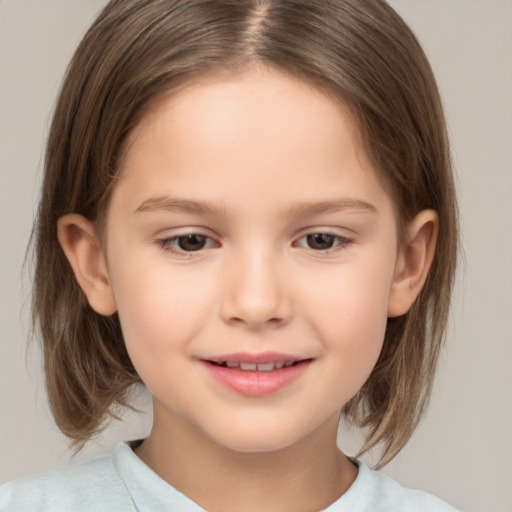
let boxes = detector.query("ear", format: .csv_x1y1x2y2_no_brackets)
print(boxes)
387,210,439,318
57,214,117,316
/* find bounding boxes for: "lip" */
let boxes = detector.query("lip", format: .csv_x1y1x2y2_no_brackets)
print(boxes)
200,352,312,397
206,351,304,365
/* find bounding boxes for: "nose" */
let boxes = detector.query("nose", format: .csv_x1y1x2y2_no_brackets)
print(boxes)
220,248,292,330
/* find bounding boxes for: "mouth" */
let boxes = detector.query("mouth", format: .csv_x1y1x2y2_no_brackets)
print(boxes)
201,353,313,396
207,360,306,371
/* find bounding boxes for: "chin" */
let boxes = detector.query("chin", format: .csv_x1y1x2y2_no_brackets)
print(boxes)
205,421,316,455
225,438,293,454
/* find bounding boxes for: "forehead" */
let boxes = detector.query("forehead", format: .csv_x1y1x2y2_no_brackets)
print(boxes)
124,65,359,163
113,65,394,220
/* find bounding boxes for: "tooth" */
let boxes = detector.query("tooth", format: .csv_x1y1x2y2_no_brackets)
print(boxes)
275,361,285,369
240,362,257,371
256,362,275,372
284,361,294,367
226,361,240,368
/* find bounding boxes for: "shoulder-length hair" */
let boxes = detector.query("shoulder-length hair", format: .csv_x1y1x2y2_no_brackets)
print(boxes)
33,0,458,466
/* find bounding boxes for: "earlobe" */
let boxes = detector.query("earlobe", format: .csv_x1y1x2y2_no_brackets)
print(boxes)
57,214,117,316
387,210,439,318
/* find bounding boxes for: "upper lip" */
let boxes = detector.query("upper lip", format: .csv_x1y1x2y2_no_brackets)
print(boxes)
203,351,310,365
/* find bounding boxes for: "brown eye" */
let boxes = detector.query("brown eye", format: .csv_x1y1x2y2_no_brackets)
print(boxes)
306,233,336,250
177,234,208,251
294,232,352,255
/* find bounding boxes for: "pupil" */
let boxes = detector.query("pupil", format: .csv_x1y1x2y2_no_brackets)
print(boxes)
178,234,206,251
307,233,335,250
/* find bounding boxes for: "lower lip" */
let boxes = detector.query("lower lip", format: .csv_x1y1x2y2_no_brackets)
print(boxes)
202,361,311,397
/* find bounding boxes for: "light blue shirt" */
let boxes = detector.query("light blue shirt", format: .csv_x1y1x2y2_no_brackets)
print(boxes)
0,443,459,511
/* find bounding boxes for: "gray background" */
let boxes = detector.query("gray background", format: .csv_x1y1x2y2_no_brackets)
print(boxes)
1,1,511,511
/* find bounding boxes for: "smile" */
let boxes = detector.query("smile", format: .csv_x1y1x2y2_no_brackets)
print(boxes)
201,353,312,396
209,360,298,371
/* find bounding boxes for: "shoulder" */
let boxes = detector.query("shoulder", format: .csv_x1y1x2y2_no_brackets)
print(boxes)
361,465,459,512
324,461,460,512
0,451,133,512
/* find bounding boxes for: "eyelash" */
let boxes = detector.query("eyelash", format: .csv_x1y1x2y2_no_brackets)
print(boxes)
294,233,353,255
155,234,217,258
155,232,353,258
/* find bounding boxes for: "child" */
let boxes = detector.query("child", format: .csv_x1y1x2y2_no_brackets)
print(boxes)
0,0,460,510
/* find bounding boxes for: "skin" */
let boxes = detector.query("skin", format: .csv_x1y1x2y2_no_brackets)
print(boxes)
58,65,438,512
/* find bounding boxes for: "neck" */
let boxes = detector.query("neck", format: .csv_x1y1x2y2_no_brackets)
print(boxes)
135,400,358,512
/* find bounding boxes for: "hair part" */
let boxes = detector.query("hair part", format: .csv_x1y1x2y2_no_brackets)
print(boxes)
33,0,458,465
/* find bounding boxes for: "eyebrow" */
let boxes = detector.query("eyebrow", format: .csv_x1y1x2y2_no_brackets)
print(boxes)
135,197,228,216
285,198,378,217
134,196,377,217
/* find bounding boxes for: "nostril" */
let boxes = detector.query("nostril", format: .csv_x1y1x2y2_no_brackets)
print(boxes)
219,276,293,328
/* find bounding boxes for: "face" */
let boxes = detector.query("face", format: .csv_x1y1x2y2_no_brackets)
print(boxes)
102,66,401,452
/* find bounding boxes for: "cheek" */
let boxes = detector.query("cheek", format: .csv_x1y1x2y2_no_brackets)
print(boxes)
316,291,388,402
108,258,216,368
300,254,394,371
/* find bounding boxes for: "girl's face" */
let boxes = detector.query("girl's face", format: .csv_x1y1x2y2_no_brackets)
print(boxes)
103,66,402,452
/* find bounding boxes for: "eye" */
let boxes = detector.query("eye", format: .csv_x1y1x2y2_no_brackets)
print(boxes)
157,233,217,254
304,233,336,250
175,234,209,251
294,232,352,253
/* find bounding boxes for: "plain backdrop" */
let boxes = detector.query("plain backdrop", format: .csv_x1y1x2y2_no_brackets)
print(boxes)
1,1,511,511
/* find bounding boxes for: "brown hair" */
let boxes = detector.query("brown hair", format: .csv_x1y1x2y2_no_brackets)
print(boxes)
32,0,458,466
